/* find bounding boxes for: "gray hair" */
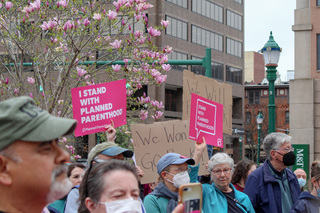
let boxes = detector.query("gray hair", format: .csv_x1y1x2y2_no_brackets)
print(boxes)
263,132,292,159
207,152,234,173
0,145,22,163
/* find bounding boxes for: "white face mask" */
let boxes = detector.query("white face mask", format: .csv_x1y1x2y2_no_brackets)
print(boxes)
166,171,190,188
100,197,142,213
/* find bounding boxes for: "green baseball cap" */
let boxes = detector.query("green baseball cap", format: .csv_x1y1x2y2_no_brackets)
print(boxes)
0,96,77,150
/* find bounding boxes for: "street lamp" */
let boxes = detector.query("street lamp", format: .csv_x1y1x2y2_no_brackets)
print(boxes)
239,136,243,161
261,31,281,133
256,111,264,165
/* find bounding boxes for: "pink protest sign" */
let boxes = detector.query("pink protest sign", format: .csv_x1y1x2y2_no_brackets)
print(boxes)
189,93,223,147
71,79,126,137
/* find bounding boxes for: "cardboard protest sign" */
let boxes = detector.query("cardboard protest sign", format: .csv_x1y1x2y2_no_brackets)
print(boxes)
182,70,232,135
132,120,209,184
189,93,223,147
71,79,126,137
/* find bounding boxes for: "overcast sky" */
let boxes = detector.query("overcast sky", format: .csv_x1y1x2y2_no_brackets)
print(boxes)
245,0,296,81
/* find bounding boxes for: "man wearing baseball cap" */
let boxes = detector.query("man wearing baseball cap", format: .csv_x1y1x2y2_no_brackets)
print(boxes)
0,96,77,213
143,139,207,213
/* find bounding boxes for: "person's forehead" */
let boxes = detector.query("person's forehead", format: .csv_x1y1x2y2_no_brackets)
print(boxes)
280,142,292,148
294,169,306,176
103,170,138,192
213,163,231,170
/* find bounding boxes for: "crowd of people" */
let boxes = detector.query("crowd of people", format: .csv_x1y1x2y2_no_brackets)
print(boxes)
0,96,319,213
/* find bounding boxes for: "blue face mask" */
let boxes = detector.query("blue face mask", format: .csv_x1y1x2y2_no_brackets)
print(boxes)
317,188,320,198
298,178,306,188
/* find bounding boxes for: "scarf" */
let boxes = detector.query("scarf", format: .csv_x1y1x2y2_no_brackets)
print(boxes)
150,182,178,213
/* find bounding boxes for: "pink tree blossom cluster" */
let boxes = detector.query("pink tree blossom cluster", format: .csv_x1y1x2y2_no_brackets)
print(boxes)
0,0,172,159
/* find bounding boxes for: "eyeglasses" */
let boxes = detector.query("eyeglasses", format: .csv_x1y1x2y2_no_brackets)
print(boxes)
212,168,232,176
274,147,294,153
170,167,190,173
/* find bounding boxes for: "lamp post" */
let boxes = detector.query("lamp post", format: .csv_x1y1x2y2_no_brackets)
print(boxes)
256,111,264,165
239,136,243,161
261,31,281,133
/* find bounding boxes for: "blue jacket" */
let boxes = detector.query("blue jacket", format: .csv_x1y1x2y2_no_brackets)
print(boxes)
289,191,320,213
189,165,255,213
244,160,301,213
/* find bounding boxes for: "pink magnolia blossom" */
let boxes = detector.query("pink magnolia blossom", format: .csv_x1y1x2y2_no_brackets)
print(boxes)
163,45,173,53
134,30,142,38
82,18,90,27
136,2,153,12
22,6,33,13
110,40,122,49
126,89,133,97
0,3,2,8
138,37,146,44
121,19,125,26
135,13,141,21
155,75,167,84
139,110,148,120
27,77,35,84
30,0,41,10
57,0,67,8
152,111,163,120
63,20,73,31
74,155,81,160
107,10,117,20
148,27,161,37
162,64,171,72
5,77,9,85
161,20,169,28
57,111,61,116
151,100,164,109
65,145,75,154
105,36,110,41
93,13,101,21
84,74,91,79
124,59,129,64
14,88,19,94
50,37,58,43
59,137,67,143
30,93,33,98
112,64,121,72
5,2,12,10
76,67,87,77
57,100,64,104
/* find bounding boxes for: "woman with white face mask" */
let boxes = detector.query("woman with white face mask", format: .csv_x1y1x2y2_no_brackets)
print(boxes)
143,140,206,213
289,160,320,213
78,160,144,213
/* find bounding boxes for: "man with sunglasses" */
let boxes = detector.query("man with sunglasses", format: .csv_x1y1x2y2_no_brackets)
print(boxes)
244,132,301,213
0,97,77,213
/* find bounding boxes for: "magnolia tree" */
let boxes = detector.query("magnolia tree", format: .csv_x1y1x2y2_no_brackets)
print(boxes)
0,0,172,158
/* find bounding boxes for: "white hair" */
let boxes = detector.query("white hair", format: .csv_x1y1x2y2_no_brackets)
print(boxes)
207,152,234,173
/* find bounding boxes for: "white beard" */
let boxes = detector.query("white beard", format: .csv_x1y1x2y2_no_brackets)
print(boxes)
46,164,73,203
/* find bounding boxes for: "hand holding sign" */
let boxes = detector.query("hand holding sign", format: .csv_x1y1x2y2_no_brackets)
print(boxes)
189,93,223,147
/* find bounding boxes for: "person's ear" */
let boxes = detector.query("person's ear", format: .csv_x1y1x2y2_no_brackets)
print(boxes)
270,150,276,160
161,171,169,180
0,156,13,185
311,177,318,187
85,197,97,213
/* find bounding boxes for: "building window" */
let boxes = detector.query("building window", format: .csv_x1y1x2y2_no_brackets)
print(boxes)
191,56,224,80
317,0,320,6
165,88,182,112
246,111,251,123
166,16,188,40
226,10,242,31
285,111,289,123
317,34,320,70
168,51,188,71
226,65,242,84
166,0,187,8
191,0,223,23
226,37,243,58
233,0,242,3
191,25,223,51
248,91,260,104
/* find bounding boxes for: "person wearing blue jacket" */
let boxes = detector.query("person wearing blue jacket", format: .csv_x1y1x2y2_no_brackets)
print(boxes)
190,150,255,213
289,160,320,213
244,132,301,213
